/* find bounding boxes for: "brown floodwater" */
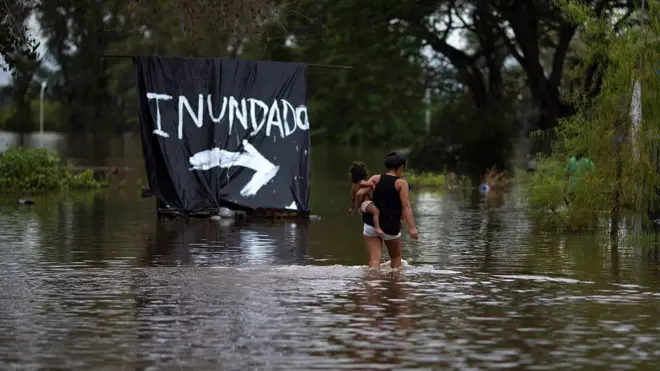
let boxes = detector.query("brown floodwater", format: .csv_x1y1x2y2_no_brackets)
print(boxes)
0,133,659,370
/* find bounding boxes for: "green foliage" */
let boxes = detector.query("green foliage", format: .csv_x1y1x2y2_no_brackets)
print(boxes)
0,104,11,125
69,169,104,190
247,0,428,147
38,0,133,134
522,0,660,232
0,147,105,192
518,156,604,231
407,172,446,187
409,91,518,175
406,171,472,188
0,100,63,131
0,146,63,191
0,0,39,74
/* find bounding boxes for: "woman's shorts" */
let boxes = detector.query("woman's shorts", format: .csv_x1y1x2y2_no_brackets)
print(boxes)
363,223,401,241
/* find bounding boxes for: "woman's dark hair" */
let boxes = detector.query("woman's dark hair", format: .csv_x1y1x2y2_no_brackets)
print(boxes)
384,151,407,170
349,162,368,183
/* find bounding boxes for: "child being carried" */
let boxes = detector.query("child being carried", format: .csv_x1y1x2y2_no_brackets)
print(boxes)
348,162,384,236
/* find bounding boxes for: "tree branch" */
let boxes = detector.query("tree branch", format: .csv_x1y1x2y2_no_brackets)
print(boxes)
411,22,489,106
613,6,634,31
453,5,476,34
549,21,577,90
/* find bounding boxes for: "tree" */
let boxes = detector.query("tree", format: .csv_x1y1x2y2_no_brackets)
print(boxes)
392,0,521,174
1,0,40,133
0,0,39,74
522,0,660,236
124,0,278,57
251,0,429,146
391,0,636,152
102,0,286,133
37,0,131,136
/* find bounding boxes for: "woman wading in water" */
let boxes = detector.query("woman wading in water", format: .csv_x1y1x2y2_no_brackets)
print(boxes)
357,152,418,268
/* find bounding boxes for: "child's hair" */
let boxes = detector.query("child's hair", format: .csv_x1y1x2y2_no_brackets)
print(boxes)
349,162,368,184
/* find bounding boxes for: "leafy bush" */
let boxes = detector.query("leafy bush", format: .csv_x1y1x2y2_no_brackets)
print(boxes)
68,169,104,190
521,0,660,233
518,156,605,231
0,146,105,192
406,171,472,188
407,171,445,187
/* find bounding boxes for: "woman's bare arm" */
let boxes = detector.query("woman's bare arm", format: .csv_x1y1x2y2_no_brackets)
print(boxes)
396,178,418,238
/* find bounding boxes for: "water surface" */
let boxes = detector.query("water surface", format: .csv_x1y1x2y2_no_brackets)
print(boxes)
0,134,659,370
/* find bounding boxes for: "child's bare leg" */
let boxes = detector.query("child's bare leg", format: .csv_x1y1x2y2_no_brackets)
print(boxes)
365,203,384,235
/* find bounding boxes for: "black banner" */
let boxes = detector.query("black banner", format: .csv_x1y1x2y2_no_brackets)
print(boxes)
134,56,311,213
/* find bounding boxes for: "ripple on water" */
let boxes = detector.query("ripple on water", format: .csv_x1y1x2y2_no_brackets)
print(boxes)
2,263,658,369
1,189,660,370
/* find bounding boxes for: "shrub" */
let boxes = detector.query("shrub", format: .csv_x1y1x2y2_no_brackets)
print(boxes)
518,156,605,231
406,171,473,188
522,0,660,234
0,146,105,192
68,169,104,190
407,171,446,187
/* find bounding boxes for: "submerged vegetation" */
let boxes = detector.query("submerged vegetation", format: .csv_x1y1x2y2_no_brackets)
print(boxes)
0,147,105,192
406,171,472,189
520,0,660,235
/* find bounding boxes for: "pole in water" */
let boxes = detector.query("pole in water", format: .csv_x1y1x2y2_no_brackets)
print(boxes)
39,81,47,148
424,88,431,134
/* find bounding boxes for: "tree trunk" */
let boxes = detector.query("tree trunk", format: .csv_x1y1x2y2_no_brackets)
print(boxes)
8,61,37,134
610,117,626,243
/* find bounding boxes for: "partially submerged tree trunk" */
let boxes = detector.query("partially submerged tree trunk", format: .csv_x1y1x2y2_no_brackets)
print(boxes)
610,117,625,243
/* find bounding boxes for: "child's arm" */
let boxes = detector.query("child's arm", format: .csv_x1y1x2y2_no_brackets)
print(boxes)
353,178,377,208
361,174,380,189
358,180,375,189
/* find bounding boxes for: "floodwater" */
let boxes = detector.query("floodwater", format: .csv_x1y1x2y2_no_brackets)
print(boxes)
1,133,660,370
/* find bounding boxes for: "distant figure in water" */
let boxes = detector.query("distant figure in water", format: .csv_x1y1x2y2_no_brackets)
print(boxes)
349,162,384,236
565,150,595,201
565,150,595,185
357,152,419,269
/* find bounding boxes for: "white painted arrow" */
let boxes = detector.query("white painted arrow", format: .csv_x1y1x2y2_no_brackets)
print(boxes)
188,139,280,197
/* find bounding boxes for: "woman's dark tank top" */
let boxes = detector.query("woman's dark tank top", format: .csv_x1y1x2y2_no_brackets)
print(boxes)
363,173,402,235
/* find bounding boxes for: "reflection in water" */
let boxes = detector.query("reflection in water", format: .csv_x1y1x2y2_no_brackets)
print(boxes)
1,135,660,369
0,131,65,153
0,191,660,369
356,270,417,331
144,218,310,267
